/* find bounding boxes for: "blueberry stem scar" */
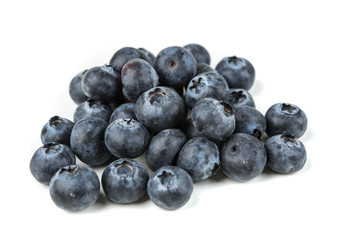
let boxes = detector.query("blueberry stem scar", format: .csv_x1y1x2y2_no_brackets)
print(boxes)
116,164,133,170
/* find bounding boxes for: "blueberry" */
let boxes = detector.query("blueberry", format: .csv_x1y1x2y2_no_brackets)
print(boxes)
177,137,220,182
147,166,193,210
69,70,88,105
70,117,112,166
121,58,159,102
109,103,136,124
185,71,230,109
105,118,150,158
265,103,308,138
215,56,255,90
73,99,112,123
101,158,149,203
138,47,156,66
154,46,197,89
234,106,266,140
81,65,121,104
134,86,186,132
221,133,267,181
265,133,307,174
184,43,211,65
227,88,255,110
41,116,74,146
196,63,215,75
181,118,205,139
110,47,148,72
191,98,235,141
49,165,100,211
146,129,187,172
30,142,76,185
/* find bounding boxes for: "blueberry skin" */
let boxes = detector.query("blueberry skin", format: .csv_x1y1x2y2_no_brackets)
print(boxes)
154,46,197,89
184,43,211,65
191,98,235,141
147,166,193,210
134,87,186,132
101,158,149,204
215,56,255,90
110,47,148,72
30,143,76,185
265,103,308,138
221,133,267,182
265,133,307,174
41,116,74,146
105,118,150,158
69,70,88,105
181,118,205,139
146,129,187,172
121,58,159,102
234,106,266,140
185,71,230,109
49,165,100,211
177,137,220,182
139,48,156,66
70,117,112,166
73,99,112,123
196,63,215,75
227,88,255,110
109,103,136,124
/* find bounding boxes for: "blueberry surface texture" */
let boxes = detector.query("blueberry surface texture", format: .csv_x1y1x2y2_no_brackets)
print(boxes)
154,46,197,89
41,116,74,146
234,106,266,140
73,99,112,123
138,47,156,66
227,88,255,110
185,71,230,109
110,47,148,72
146,129,187,172
221,133,267,182
215,56,255,90
134,86,186,132
121,58,159,102
109,103,136,124
265,103,308,138
191,98,235,141
30,142,76,185
177,137,220,182
184,43,211,65
69,70,88,105
105,118,150,158
101,158,149,204
70,117,112,166
147,166,193,210
49,165,100,211
265,133,307,174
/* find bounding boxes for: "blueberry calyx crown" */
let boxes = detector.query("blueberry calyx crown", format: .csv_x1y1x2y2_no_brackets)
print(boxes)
280,133,296,144
114,161,134,171
281,103,298,114
252,129,262,140
44,143,60,153
228,56,238,63
231,145,238,153
87,99,101,108
158,170,175,185
189,77,202,93
122,118,133,125
220,101,234,116
49,116,62,126
59,165,78,174
149,88,166,104
168,61,176,68
228,90,246,103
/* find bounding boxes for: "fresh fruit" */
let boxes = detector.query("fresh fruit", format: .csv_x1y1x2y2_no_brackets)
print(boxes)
41,116,74,146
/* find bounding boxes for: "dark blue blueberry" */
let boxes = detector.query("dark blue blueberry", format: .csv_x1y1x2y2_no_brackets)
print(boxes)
196,63,215,75
227,88,255,110
139,47,156,66
30,142,76,185
191,98,235,141
184,43,211,65
177,137,220,182
154,46,197,89
146,129,187,172
70,117,112,166
234,106,266,140
82,65,121,104
105,118,150,158
73,99,112,123
41,116,74,146
215,56,255,90
221,133,267,182
147,166,193,210
49,165,100,211
185,71,230,109
265,133,307,174
265,103,308,138
69,70,88,105
110,47,148,72
181,118,205,139
109,103,136,124
101,158,149,203
121,58,159,102
134,87,186,132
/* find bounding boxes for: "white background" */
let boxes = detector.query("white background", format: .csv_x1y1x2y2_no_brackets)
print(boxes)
1,0,359,239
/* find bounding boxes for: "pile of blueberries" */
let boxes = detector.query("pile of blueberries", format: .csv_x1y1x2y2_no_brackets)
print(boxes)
30,44,308,211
